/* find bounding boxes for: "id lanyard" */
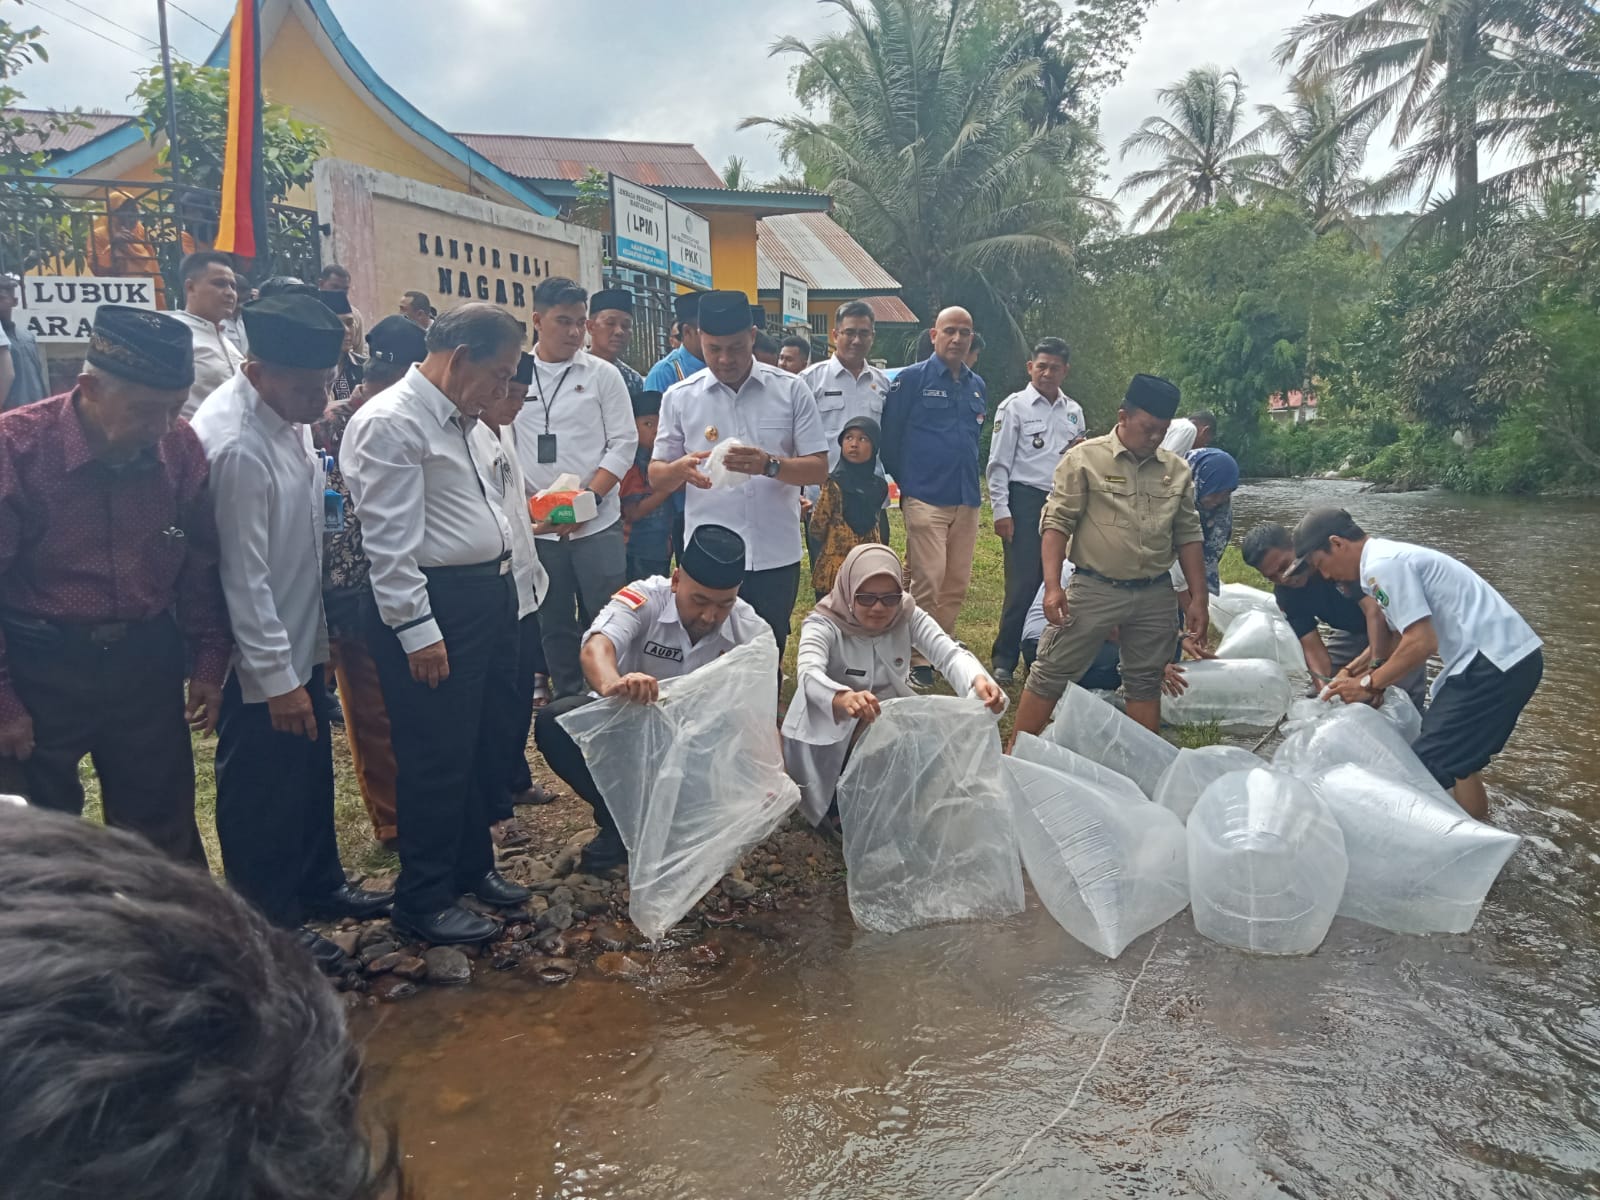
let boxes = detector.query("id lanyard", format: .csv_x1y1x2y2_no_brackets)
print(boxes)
532,362,573,464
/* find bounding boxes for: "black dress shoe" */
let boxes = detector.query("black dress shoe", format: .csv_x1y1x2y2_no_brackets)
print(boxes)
577,830,628,875
470,870,531,907
296,928,355,976
390,904,498,946
305,881,394,921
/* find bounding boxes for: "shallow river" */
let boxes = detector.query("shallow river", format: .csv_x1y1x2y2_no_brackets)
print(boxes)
357,479,1600,1199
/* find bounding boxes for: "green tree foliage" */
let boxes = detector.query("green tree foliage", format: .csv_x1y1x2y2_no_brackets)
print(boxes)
1253,76,1379,236
0,4,81,178
1117,67,1272,230
720,155,749,190
133,61,327,204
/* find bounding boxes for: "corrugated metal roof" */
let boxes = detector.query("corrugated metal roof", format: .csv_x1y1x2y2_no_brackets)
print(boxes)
4,109,135,155
757,212,901,293
453,133,726,188
863,295,918,323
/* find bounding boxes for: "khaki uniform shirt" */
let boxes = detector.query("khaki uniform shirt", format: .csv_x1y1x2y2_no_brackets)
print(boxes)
1040,430,1202,580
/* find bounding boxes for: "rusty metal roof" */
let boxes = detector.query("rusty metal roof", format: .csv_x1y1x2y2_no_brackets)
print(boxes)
4,109,135,155
452,133,726,188
757,212,901,294
861,295,919,323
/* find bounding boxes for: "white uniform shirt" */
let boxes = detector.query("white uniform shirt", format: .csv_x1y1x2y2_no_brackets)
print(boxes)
171,308,245,420
583,574,768,680
190,372,327,702
986,385,1087,519
341,364,512,654
1161,418,1198,455
495,424,549,619
1359,537,1541,698
781,607,998,822
800,355,890,470
1022,560,1076,645
512,348,637,540
654,362,828,570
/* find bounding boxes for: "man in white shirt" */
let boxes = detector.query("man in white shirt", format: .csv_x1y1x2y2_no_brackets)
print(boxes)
190,294,392,971
533,524,769,873
511,277,636,700
1160,409,1216,455
799,300,892,539
342,303,533,946
171,252,244,420
985,336,1087,682
652,289,829,655
1296,507,1543,822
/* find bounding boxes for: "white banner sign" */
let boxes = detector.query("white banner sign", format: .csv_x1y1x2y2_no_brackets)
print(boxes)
666,201,713,290
780,273,809,327
17,276,159,343
610,175,669,275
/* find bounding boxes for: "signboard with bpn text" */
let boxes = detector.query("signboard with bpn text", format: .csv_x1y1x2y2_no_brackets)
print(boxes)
609,175,669,275
780,272,809,327
666,200,713,290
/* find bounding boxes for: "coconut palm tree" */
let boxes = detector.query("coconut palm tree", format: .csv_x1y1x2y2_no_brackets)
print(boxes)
742,0,1102,340
720,155,749,190
1117,66,1272,230
1276,0,1597,238
1254,76,1380,234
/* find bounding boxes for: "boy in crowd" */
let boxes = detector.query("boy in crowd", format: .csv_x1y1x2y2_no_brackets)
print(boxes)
619,390,677,581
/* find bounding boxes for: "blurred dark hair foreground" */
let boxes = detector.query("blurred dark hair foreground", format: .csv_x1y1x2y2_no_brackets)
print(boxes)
0,804,407,1200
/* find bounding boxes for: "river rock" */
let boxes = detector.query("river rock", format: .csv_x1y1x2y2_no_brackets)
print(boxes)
722,876,757,901
433,1087,475,1117
592,923,633,951
765,863,785,878
391,956,428,981
549,885,575,906
551,847,582,876
357,924,396,950
365,950,408,975
329,929,362,958
521,859,556,884
573,888,609,915
536,929,567,954
538,901,575,932
370,975,417,1003
534,957,579,985
422,946,472,985
564,928,592,947
594,951,649,980
358,940,399,966
506,923,533,942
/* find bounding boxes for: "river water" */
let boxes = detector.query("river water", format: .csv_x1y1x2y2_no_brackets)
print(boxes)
357,479,1600,1199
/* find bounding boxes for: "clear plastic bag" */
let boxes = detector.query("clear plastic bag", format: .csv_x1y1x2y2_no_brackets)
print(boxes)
1274,698,1441,794
1011,732,1147,806
1215,610,1305,675
1152,744,1265,822
1311,763,1520,934
1005,757,1189,959
837,696,1023,933
557,633,799,940
705,437,749,489
1044,685,1178,798
1187,767,1348,955
1209,582,1280,635
1160,658,1294,730
1374,687,1423,744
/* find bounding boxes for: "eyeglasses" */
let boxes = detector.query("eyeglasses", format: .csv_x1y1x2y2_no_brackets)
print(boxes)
854,591,903,609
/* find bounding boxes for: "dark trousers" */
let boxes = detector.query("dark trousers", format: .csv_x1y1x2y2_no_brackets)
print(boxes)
214,665,345,928
739,561,802,659
992,483,1049,671
626,552,673,584
532,694,618,840
538,524,627,699
497,610,546,819
369,570,517,915
0,612,205,866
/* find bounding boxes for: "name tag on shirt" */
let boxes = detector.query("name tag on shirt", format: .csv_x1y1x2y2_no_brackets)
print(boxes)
845,668,867,678
643,641,684,663
823,389,843,397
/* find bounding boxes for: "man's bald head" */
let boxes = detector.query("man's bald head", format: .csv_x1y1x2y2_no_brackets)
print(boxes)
931,307,975,370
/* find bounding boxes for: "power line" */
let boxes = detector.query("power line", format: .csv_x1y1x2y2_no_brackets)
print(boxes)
25,0,153,57
168,1,222,37
51,0,161,48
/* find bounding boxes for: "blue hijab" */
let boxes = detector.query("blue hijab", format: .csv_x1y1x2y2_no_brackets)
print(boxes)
1187,447,1240,500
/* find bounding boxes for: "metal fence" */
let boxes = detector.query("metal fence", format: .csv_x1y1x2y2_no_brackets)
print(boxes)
0,176,322,306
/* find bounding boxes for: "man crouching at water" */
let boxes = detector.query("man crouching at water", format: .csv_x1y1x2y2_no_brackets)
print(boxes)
1293,507,1543,821
533,524,771,874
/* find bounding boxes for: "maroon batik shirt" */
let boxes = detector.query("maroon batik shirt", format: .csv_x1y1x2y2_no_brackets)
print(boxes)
0,391,232,721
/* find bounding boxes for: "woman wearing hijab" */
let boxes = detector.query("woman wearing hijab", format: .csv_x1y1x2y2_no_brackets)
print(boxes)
782,544,1007,823
809,416,888,598
1185,446,1240,596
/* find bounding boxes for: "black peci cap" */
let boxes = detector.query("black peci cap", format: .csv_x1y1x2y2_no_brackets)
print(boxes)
86,304,195,390
241,294,346,370
590,288,634,316
632,388,662,418
698,290,754,337
749,304,767,329
672,291,701,324
679,523,746,589
364,314,427,366
314,288,352,316
1123,373,1181,420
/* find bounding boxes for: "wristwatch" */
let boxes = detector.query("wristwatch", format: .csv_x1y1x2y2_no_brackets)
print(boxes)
1360,672,1376,691
762,455,782,479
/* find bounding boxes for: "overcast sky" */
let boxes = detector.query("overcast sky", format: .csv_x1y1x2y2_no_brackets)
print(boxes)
13,0,1405,218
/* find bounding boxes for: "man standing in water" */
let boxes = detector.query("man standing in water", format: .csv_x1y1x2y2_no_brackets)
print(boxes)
1293,507,1543,821
1008,374,1207,742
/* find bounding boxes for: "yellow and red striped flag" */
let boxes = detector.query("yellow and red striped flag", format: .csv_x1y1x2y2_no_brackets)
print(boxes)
214,0,266,258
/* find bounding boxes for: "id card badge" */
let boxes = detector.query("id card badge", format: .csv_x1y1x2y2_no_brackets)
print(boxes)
323,489,345,533
537,434,558,463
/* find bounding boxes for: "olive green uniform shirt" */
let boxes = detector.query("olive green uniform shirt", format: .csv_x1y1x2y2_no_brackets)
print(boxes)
1040,429,1202,580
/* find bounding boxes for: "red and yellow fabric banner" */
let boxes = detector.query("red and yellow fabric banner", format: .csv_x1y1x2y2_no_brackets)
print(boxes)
214,0,266,259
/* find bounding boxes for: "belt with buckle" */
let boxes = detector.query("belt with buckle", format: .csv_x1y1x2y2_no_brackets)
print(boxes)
421,552,513,581
1075,566,1172,590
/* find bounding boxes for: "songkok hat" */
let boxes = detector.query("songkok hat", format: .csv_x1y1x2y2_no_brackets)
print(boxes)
513,352,536,387
1123,373,1181,421
632,388,663,419
749,304,767,329
364,314,427,366
315,288,352,316
672,291,701,324
86,305,195,390
698,290,754,337
242,293,345,370
679,523,746,589
590,288,634,316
